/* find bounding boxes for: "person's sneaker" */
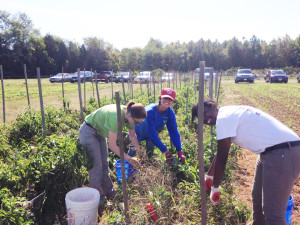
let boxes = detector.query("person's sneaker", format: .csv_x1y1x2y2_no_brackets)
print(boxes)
106,190,117,200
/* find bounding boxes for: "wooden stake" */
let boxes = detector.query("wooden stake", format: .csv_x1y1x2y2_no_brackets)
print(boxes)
61,66,65,108
111,72,114,101
24,64,31,109
0,65,5,123
36,68,46,138
216,71,222,105
77,68,84,122
209,68,214,100
198,61,207,225
122,74,126,104
84,69,86,107
91,68,95,97
94,70,101,108
115,92,130,224
215,71,218,100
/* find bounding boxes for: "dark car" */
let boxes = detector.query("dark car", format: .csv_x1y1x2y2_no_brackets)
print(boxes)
70,71,94,83
49,73,72,83
235,69,254,83
94,71,115,83
265,70,288,83
297,73,300,83
114,72,132,83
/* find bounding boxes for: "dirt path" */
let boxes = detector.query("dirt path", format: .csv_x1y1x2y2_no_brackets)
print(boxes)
222,86,300,225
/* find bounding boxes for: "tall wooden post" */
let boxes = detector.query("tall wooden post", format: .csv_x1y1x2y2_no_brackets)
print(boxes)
111,72,114,101
209,68,214,100
24,64,31,109
61,66,65,108
121,74,126,103
83,69,86,107
91,68,95,97
77,69,84,122
179,72,182,89
215,71,218,100
0,65,5,123
36,68,46,138
198,61,207,225
130,73,133,100
217,71,222,105
94,70,101,108
153,74,156,101
185,87,189,115
115,91,130,224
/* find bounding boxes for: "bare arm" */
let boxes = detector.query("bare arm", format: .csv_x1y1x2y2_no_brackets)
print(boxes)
212,137,231,187
108,131,139,168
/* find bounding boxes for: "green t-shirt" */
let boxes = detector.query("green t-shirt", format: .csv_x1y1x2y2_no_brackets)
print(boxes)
85,104,133,138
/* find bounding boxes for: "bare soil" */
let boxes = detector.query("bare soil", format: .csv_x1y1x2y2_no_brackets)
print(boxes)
222,87,300,225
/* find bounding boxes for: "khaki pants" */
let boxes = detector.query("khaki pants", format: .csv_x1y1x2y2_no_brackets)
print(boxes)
252,143,300,225
79,123,114,196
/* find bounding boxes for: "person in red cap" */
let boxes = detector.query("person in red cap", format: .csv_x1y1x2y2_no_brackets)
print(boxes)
128,88,185,164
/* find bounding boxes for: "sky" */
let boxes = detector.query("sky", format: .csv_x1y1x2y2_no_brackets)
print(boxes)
1,0,300,50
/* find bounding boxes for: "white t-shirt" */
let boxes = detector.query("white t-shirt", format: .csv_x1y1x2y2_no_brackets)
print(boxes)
216,105,300,154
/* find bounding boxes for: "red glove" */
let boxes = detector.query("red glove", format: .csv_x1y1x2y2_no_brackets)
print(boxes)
177,151,186,164
164,151,173,164
210,186,220,206
205,175,213,192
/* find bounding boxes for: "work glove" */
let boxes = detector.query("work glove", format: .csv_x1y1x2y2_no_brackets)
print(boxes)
164,151,173,164
177,151,186,164
210,186,220,207
205,175,213,192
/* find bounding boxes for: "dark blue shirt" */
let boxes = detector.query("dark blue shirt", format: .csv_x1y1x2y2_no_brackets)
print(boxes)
135,103,182,153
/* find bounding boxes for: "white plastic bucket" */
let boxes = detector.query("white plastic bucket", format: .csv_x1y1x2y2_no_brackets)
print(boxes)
65,187,100,225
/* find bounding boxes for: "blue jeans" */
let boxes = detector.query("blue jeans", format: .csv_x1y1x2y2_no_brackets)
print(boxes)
128,138,155,158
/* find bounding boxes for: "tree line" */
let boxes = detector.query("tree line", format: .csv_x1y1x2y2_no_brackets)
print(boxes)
1,10,300,78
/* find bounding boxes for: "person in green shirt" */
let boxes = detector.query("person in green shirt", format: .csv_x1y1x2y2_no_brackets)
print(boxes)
79,101,147,200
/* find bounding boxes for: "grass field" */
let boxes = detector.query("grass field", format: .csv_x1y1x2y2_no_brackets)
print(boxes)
0,79,145,123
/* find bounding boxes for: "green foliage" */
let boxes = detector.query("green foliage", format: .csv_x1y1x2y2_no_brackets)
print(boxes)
0,188,33,225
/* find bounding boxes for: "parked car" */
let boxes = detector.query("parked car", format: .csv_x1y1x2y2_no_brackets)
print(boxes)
235,69,255,83
114,72,132,83
265,70,288,83
70,71,94,83
161,73,175,82
194,67,215,81
94,71,115,83
297,72,300,83
136,71,152,83
49,73,72,83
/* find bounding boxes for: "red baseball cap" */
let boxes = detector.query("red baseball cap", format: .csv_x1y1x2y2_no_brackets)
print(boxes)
160,88,176,101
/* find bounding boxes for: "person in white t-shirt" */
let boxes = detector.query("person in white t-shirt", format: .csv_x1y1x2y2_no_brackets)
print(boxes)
192,98,300,225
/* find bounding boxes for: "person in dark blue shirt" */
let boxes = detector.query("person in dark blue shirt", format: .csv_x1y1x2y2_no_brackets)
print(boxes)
128,88,185,164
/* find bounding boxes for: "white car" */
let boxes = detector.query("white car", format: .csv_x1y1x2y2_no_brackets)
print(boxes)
162,73,174,82
136,71,152,83
194,67,215,81
49,73,72,83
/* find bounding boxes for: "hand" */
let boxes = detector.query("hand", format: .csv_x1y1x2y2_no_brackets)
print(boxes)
177,151,186,164
164,151,173,164
210,186,220,207
127,157,140,169
137,150,146,160
205,175,213,192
